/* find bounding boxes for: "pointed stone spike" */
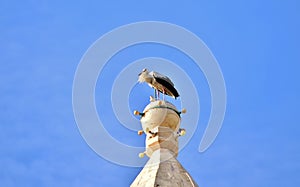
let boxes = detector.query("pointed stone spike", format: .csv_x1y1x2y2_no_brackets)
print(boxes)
138,152,145,158
180,129,186,136
149,96,155,102
133,110,140,115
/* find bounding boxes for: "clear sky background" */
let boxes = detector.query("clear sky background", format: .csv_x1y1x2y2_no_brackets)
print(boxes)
1,0,300,186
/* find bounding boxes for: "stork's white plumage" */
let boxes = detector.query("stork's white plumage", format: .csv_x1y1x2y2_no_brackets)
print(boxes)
138,68,180,99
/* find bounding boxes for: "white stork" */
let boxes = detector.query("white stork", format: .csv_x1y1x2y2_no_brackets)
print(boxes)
138,68,180,99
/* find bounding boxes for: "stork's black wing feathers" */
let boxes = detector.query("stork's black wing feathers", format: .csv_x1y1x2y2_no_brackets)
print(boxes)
154,76,180,98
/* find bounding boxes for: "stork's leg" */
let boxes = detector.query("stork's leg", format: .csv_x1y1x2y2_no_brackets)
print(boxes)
162,87,165,100
155,89,159,100
154,89,157,99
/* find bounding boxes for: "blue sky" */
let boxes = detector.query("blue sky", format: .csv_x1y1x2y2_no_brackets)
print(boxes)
1,0,300,186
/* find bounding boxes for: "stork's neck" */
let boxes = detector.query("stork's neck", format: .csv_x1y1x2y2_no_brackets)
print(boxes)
145,76,153,83
141,73,153,83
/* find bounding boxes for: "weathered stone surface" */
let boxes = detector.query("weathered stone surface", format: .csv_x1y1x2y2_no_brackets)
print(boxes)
131,149,198,187
145,126,178,157
141,101,180,132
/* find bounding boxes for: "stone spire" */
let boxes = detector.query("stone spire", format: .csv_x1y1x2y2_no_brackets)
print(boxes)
131,97,198,187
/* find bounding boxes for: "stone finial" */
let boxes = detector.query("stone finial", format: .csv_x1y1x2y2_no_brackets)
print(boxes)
131,100,198,187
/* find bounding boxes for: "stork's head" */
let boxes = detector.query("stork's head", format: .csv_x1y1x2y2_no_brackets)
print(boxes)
138,68,151,83
138,68,148,75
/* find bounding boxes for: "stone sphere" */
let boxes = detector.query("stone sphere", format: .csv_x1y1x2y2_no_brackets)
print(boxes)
140,100,180,133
